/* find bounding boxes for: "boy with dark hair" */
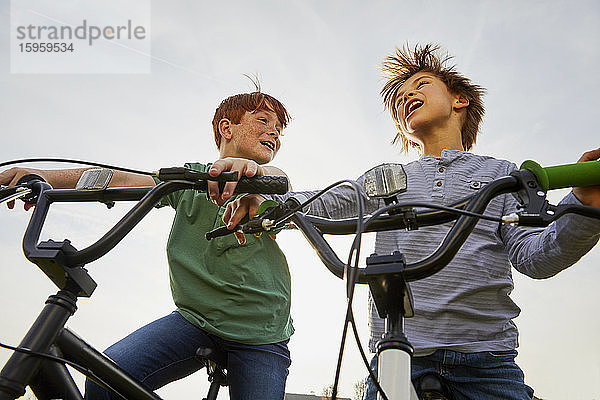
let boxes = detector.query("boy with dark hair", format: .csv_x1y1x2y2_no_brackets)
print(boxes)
215,44,600,399
380,43,485,154
0,91,294,400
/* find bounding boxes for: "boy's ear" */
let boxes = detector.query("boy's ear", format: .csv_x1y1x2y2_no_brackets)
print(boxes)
218,118,233,141
454,94,470,110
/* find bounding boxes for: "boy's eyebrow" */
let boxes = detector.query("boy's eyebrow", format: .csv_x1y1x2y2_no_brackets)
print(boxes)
254,110,284,130
397,74,434,100
254,109,275,119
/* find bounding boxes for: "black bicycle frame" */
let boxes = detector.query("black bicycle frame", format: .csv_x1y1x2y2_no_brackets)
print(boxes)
0,290,162,400
0,181,194,400
3,168,600,399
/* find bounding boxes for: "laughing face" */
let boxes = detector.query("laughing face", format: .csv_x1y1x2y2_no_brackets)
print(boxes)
395,72,465,145
221,107,283,164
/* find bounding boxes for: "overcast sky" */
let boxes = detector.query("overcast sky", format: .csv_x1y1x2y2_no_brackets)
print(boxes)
1,1,599,399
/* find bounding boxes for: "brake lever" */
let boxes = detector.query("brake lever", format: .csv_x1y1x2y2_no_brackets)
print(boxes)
0,187,33,206
205,198,301,241
240,198,301,234
204,219,273,241
205,207,280,241
504,168,600,226
503,168,554,226
0,173,47,206
14,174,48,206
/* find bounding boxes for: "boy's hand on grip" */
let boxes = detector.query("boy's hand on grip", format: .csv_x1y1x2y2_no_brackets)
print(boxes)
208,158,261,206
573,147,600,208
0,167,40,211
223,194,266,245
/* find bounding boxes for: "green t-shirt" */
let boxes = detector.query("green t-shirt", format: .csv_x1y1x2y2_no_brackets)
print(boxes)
155,163,293,344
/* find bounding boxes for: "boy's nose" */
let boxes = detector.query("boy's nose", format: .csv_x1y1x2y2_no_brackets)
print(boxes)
403,90,417,102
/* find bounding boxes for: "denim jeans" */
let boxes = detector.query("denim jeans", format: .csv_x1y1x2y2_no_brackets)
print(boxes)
84,311,291,400
364,349,534,400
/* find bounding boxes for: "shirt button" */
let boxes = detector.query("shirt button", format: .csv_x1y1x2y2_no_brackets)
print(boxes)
436,181,442,187
473,181,480,187
438,167,445,173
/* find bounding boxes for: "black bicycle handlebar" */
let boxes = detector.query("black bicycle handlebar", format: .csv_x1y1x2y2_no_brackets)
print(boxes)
208,170,600,284
6,171,288,273
6,160,600,294
292,176,523,283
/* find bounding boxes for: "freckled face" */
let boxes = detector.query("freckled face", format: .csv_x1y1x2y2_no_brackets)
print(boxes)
227,109,283,164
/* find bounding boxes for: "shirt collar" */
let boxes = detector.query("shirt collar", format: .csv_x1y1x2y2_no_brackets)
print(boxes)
419,149,469,163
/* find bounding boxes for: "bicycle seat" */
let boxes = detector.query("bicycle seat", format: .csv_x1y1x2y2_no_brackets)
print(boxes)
416,373,452,400
195,346,228,369
195,346,228,399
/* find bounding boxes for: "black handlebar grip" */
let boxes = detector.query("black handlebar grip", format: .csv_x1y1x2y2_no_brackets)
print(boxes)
234,176,288,194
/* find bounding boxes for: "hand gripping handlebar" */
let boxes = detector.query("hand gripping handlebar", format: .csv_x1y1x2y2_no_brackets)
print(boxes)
155,168,289,195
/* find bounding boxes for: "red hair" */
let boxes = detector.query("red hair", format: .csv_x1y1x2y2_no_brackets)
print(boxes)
212,92,291,149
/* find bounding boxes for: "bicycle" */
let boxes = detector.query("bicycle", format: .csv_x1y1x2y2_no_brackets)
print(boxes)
205,158,600,400
0,160,288,400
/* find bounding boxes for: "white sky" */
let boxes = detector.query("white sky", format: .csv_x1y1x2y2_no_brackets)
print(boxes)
1,1,599,399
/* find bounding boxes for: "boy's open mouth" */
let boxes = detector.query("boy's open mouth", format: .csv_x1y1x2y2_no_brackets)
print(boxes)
405,99,424,119
260,141,275,151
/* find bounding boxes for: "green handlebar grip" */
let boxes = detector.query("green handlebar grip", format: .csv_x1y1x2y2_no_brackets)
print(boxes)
520,159,600,191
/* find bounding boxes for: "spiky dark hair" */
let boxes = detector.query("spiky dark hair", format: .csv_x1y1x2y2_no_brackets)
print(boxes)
381,43,486,153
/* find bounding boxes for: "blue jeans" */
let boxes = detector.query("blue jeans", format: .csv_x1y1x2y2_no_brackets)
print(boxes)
84,312,291,400
364,349,534,400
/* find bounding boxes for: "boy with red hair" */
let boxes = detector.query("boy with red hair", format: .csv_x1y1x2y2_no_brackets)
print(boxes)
1,91,294,400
